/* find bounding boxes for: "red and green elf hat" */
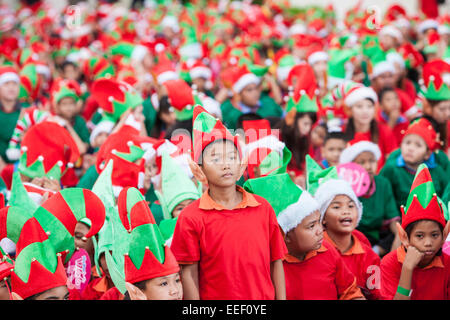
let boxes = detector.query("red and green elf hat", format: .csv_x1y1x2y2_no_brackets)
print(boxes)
401,164,446,229
82,55,115,84
402,118,441,151
91,78,143,122
118,187,180,284
285,63,320,113
33,187,106,263
420,59,450,101
163,79,202,121
0,206,33,244
18,121,80,181
192,105,242,164
18,63,42,103
10,217,67,299
50,78,81,106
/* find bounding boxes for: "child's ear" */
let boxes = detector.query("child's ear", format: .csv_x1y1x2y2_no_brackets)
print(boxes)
424,149,432,161
396,222,409,248
442,221,450,243
125,282,147,300
238,155,248,181
11,292,23,300
188,158,208,186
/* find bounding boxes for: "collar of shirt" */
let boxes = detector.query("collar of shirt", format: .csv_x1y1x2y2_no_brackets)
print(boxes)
238,100,261,114
323,232,365,256
93,275,109,293
283,244,328,263
380,110,407,125
321,159,330,169
396,152,437,171
198,185,261,211
396,246,444,270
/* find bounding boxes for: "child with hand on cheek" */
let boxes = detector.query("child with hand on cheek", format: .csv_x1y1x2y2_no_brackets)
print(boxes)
381,164,450,300
171,105,287,300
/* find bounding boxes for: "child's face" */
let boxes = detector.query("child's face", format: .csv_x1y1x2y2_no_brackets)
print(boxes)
372,72,396,91
144,158,159,190
200,140,241,188
239,83,261,108
99,253,111,281
0,280,10,300
172,199,194,218
62,64,80,81
312,61,327,79
192,77,206,91
351,99,375,127
296,114,313,137
93,132,109,148
430,100,450,125
381,90,401,114
160,110,176,127
74,222,94,257
407,220,444,267
0,81,19,102
142,272,182,300
56,97,78,120
310,125,326,148
33,285,69,300
323,195,358,235
400,134,429,166
321,138,346,167
286,210,323,255
353,151,377,179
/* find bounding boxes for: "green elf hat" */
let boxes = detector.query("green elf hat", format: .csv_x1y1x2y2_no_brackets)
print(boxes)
305,154,339,196
0,206,33,244
420,59,450,101
33,187,106,264
244,173,319,234
273,48,296,82
50,78,81,106
327,48,359,89
178,24,203,60
10,217,67,300
91,78,143,122
285,63,320,113
18,121,80,181
400,164,446,229
110,41,149,64
155,152,201,221
242,119,291,179
117,187,180,284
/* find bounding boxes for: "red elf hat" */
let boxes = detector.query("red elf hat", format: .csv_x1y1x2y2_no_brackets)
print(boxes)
402,118,441,151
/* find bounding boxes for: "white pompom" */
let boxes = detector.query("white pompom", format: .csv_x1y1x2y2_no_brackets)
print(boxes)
155,43,165,53
57,160,63,167
108,96,114,102
67,162,74,168
300,89,306,95
38,155,44,161
127,141,134,147
6,148,21,161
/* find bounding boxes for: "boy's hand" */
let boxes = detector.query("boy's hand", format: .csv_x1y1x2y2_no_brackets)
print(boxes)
403,246,424,271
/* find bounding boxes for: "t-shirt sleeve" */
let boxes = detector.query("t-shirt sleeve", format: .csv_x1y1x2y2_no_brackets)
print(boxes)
170,210,201,263
380,253,401,300
267,204,288,262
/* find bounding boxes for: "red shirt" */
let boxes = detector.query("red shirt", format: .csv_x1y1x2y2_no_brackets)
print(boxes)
283,241,363,300
100,287,124,300
170,186,287,300
381,246,450,300
377,108,410,146
324,232,383,300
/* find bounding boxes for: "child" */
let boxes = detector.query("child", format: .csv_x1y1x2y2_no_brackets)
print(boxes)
320,128,347,168
170,105,287,300
380,118,449,213
377,87,409,145
244,172,364,300
339,137,401,256
117,187,183,300
314,170,383,299
380,164,450,300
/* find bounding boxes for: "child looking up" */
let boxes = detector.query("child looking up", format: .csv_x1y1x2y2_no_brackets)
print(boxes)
171,105,287,300
381,164,450,300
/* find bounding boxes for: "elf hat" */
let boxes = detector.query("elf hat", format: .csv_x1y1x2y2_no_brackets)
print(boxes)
273,48,296,82
420,59,450,101
18,63,42,103
305,154,340,196
370,58,396,79
244,173,319,234
243,119,290,179
82,56,115,84
231,64,260,93
110,41,149,63
0,66,20,86
402,118,441,151
326,48,359,89
91,78,143,122
18,121,80,181
118,187,180,284
423,29,441,55
163,79,197,121
192,105,242,164
401,164,446,229
339,134,381,164
155,152,201,220
339,81,378,107
307,48,328,66
285,63,320,113
50,78,81,106
10,217,67,300
152,53,179,85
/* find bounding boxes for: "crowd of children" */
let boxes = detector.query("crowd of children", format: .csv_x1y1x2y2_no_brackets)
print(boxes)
0,0,449,300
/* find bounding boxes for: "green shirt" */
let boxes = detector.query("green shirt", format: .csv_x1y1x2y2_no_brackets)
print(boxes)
357,175,400,241
220,93,283,130
386,148,449,173
0,106,21,162
142,97,158,137
379,162,449,214
73,115,90,144
76,165,99,189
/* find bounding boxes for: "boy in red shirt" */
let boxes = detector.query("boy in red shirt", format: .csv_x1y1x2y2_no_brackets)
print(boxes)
244,172,364,300
170,105,287,300
381,164,450,300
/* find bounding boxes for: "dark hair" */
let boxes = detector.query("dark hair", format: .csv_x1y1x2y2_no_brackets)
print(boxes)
199,138,239,166
378,87,397,103
151,95,172,138
404,219,444,238
323,130,347,145
60,60,78,72
417,114,447,150
236,112,262,130
123,279,148,300
344,99,379,144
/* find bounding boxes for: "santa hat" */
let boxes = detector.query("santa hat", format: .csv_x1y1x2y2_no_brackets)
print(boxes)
305,154,339,196
231,64,260,94
192,105,242,164
336,81,378,107
285,63,320,113
423,29,441,55
89,119,115,145
18,121,80,181
339,134,381,164
10,217,67,299
50,78,81,106
402,118,441,151
398,43,424,69
370,58,396,79
401,164,446,229
189,59,212,81
244,173,319,234
91,78,143,122
417,19,439,34
379,25,403,43
118,187,180,284
384,4,407,22
243,119,291,179
152,53,179,85
420,59,450,101
0,66,19,86
307,48,328,66
155,152,201,221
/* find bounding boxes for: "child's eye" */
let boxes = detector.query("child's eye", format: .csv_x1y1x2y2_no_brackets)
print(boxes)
160,281,168,287
176,278,181,283
416,234,423,239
